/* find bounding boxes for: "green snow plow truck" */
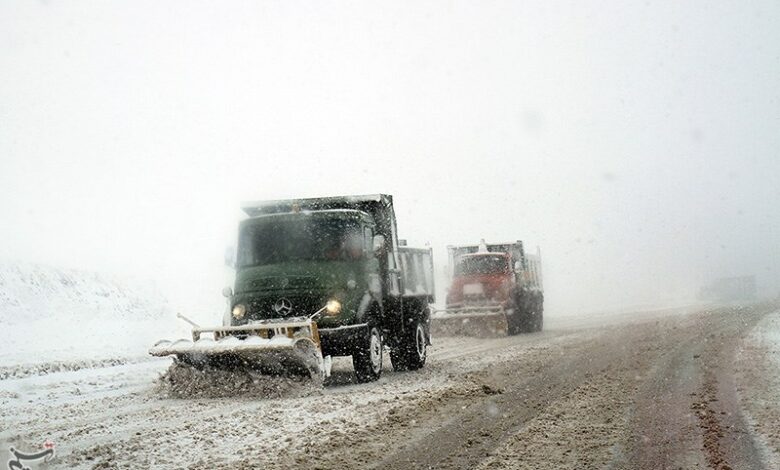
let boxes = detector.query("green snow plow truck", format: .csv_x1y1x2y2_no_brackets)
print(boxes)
150,194,435,383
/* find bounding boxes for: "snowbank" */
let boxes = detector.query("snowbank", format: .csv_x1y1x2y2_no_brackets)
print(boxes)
0,260,168,324
736,309,780,468
0,260,188,368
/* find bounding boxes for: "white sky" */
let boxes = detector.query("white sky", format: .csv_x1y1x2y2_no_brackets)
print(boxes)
1,0,779,315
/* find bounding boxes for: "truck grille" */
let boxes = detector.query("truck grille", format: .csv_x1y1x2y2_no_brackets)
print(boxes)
247,294,327,320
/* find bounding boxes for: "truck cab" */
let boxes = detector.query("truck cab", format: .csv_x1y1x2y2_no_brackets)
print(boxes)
231,209,379,331
446,252,515,310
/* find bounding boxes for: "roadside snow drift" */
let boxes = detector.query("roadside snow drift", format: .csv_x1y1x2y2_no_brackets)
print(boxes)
0,260,182,369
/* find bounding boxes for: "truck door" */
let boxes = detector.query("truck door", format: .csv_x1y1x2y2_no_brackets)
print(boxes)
364,226,383,300
383,241,404,332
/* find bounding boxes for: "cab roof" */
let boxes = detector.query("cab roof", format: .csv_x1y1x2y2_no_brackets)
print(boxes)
240,209,373,225
241,194,390,217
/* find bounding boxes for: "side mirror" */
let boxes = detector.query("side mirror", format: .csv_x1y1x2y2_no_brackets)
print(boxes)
222,286,233,298
224,246,236,269
514,261,522,272
372,234,386,254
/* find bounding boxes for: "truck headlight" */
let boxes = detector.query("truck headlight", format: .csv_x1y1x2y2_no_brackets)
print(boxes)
232,304,247,319
325,300,342,315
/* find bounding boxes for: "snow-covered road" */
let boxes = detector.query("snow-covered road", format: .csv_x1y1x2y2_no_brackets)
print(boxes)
1,304,779,469
1,323,583,469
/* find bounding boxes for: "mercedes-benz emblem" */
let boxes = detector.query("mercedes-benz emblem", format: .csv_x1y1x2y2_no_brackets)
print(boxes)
273,298,293,315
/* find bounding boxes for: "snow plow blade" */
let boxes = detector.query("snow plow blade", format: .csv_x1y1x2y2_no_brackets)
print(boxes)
149,317,331,380
430,307,509,338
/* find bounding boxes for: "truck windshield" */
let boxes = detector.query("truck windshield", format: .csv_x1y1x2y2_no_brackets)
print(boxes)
455,255,509,275
237,216,364,267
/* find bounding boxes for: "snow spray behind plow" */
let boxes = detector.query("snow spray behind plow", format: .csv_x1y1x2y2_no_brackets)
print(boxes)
156,361,324,399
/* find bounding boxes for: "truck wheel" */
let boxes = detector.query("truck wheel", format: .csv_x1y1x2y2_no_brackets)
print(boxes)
391,321,427,371
506,293,522,335
530,313,540,332
353,326,383,383
514,308,534,334
518,316,531,334
506,311,519,336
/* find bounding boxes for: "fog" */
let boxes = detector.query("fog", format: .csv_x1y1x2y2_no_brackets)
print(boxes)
1,0,779,318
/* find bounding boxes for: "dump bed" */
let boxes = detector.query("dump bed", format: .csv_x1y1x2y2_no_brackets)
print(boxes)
399,246,435,301
524,252,543,290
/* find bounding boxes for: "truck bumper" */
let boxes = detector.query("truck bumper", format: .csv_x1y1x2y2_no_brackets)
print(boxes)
319,323,368,356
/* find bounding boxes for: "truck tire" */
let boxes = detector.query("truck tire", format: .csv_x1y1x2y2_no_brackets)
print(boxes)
519,314,533,334
529,312,540,332
513,306,534,334
353,326,383,383
390,320,427,371
506,291,523,335
522,294,541,334
506,311,520,335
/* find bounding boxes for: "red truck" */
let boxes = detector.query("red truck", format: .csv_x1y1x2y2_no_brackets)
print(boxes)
435,239,543,336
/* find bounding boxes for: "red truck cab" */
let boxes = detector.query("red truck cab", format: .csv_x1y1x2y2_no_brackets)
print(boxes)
445,252,514,309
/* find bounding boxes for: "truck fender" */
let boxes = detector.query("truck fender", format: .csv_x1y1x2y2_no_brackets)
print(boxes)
402,298,431,342
356,292,377,323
